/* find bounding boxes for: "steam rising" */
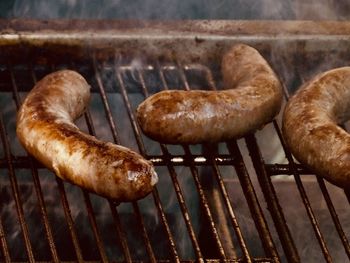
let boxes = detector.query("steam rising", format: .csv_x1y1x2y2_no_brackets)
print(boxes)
7,0,349,20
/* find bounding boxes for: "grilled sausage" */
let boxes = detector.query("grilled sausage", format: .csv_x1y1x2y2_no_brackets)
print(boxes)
283,67,350,188
16,70,158,202
136,44,283,144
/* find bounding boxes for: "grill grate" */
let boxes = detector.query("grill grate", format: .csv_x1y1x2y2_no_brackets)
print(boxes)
0,50,350,263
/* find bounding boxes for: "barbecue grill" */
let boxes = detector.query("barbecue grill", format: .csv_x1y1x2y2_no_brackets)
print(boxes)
0,20,350,262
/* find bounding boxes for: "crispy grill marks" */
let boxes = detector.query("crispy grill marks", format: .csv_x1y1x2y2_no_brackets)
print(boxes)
16,70,157,201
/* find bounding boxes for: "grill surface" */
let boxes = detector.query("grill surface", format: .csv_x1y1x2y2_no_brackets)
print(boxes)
0,20,350,263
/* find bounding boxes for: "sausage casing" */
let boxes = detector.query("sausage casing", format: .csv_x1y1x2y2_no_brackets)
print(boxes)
283,67,350,188
136,44,283,144
16,70,158,201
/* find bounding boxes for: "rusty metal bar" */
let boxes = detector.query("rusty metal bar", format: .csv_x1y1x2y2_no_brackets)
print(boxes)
244,134,300,263
273,120,332,263
226,141,280,262
132,202,157,263
159,144,204,261
265,164,309,176
116,65,204,261
108,63,180,261
316,177,350,258
0,154,241,168
278,79,342,262
55,178,84,262
0,111,35,262
177,64,228,259
108,201,132,263
91,62,160,262
26,64,65,263
0,118,11,263
43,64,85,262
81,102,131,262
197,63,259,262
206,153,252,262
182,145,227,259
8,63,61,262
0,207,10,263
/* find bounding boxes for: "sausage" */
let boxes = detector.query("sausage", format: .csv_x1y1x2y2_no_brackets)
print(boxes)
136,44,283,144
282,67,350,188
16,70,158,202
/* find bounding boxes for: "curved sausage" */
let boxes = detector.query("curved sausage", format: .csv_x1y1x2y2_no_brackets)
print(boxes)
283,67,350,188
16,70,158,202
136,44,283,144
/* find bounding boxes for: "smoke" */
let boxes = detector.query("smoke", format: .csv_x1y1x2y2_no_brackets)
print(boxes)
5,0,349,20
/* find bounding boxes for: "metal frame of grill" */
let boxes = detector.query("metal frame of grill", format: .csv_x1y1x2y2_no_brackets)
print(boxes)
0,19,350,262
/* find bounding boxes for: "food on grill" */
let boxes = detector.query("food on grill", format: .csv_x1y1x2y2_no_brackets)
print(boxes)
16,70,158,201
136,44,283,144
283,67,350,188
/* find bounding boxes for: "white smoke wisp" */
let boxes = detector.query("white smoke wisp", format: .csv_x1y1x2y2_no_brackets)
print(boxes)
10,0,349,20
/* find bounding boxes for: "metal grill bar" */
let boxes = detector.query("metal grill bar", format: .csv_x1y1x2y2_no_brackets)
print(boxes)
244,134,299,262
55,178,84,262
273,120,333,262
168,65,226,259
0,44,349,262
93,59,181,262
208,154,252,262
27,65,61,263
8,65,59,262
191,63,279,262
0,109,35,262
116,66,205,261
76,82,133,262
0,209,10,262
91,62,171,262
316,177,350,258
88,57,179,262
276,79,350,261
226,141,280,262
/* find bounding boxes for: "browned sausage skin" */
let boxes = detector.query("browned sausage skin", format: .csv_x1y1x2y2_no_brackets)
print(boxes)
283,67,350,188
136,44,283,144
16,70,158,202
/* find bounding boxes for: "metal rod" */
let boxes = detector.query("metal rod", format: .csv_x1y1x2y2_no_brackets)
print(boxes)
26,65,61,262
226,141,280,262
245,134,300,263
82,106,131,262
108,201,132,263
110,62,180,261
55,178,84,262
316,177,350,258
132,202,157,263
81,191,109,263
177,64,227,259
4,66,41,263
92,58,120,143
273,120,333,262
26,64,63,263
0,207,10,263
159,144,204,261
151,188,180,262
207,154,252,262
116,64,203,261
92,61,159,262
183,145,227,259
0,112,35,262
0,154,241,168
